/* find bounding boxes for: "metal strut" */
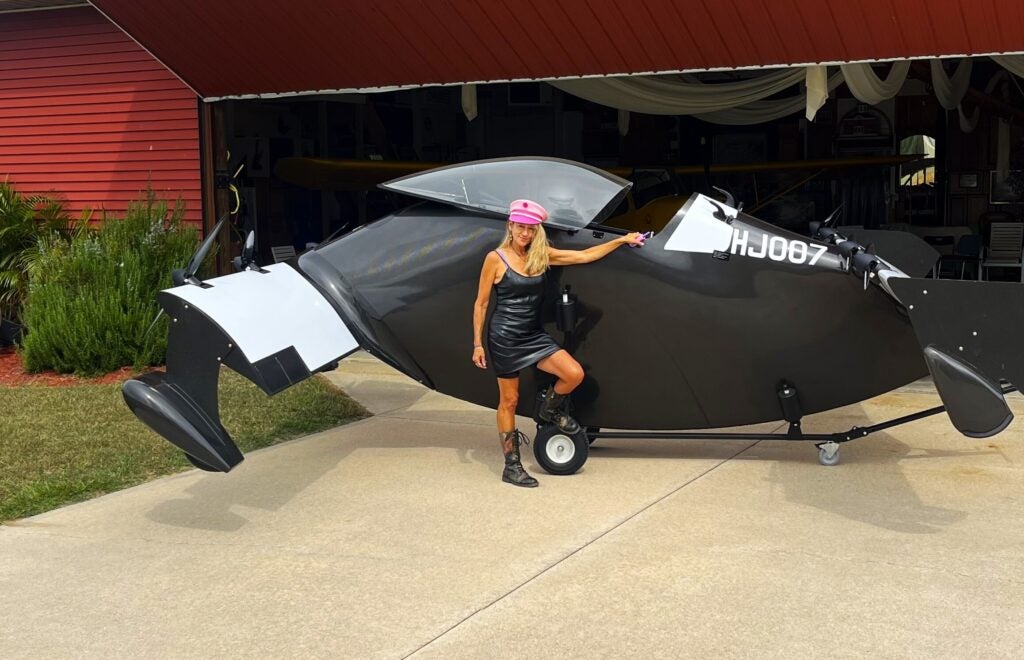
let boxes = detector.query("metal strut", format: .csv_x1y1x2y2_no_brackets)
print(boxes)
588,385,1016,444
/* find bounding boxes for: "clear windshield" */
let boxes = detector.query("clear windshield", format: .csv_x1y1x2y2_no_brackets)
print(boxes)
379,157,632,229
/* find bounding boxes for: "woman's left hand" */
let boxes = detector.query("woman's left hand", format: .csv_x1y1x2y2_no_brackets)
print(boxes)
621,232,647,247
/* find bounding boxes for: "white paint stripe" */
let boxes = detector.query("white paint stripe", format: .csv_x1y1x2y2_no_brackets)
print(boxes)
663,195,734,254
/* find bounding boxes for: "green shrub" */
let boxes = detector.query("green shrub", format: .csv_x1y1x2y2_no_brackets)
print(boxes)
0,181,73,323
20,191,199,375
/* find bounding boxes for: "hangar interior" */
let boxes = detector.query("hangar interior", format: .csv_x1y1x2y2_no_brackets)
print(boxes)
217,59,1023,281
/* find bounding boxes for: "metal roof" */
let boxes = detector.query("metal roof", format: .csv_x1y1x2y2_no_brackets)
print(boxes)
90,0,1024,101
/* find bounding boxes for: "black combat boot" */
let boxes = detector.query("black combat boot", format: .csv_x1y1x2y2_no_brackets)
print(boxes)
538,387,581,434
500,429,539,488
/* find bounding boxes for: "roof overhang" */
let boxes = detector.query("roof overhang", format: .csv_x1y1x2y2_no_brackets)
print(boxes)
0,0,87,13
90,0,1024,102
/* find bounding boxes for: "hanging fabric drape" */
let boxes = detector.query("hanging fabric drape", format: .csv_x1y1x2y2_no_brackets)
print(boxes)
959,106,980,133
549,67,805,116
839,61,910,104
930,59,973,109
694,70,844,125
550,66,840,126
617,109,630,136
805,65,829,120
461,84,478,121
992,55,1024,78
549,57,1009,128
956,70,1008,134
931,59,974,134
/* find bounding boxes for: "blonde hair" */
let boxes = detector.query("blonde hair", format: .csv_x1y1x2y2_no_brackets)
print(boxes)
498,222,550,275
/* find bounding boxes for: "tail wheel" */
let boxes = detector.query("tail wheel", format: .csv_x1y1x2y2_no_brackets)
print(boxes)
533,423,589,475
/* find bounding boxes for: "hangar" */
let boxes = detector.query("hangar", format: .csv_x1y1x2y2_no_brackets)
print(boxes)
4,1,1024,278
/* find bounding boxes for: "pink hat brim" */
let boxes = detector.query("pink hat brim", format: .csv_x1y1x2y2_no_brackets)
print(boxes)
508,213,542,225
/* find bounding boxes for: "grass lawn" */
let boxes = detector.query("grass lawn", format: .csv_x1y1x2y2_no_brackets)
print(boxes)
0,370,369,523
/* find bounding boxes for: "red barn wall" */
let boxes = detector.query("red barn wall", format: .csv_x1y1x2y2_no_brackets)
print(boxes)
0,6,201,225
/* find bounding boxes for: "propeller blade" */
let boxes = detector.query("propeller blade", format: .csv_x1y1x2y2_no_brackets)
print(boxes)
822,204,843,227
242,229,255,261
184,214,228,279
233,230,257,272
144,308,165,338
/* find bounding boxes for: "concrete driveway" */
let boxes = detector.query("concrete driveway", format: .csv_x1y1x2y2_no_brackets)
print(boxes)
2,352,1023,658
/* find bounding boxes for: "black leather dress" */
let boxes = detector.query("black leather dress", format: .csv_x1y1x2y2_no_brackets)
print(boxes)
488,250,561,378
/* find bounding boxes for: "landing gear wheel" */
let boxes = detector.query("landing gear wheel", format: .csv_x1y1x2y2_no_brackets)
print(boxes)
816,442,841,466
586,426,600,445
185,453,219,472
534,423,589,475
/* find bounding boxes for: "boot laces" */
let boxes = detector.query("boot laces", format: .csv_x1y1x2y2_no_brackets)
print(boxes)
514,429,530,447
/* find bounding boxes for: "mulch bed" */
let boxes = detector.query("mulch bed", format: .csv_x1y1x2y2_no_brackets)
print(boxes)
0,347,138,387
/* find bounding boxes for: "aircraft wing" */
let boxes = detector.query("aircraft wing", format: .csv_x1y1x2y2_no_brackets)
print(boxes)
122,263,360,472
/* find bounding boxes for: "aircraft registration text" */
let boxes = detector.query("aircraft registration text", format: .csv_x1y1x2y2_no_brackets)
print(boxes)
730,229,828,266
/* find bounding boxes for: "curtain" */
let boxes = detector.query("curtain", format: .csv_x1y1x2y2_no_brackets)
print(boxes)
956,70,1008,134
461,84,478,121
695,70,844,125
839,61,910,104
551,67,841,126
930,59,972,109
805,65,829,120
549,67,805,115
992,55,1024,78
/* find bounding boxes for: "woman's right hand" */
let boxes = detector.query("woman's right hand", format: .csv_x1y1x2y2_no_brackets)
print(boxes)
472,346,487,369
620,231,647,246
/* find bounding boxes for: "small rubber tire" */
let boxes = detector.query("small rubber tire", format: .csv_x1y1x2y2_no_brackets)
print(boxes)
534,423,589,475
818,446,841,466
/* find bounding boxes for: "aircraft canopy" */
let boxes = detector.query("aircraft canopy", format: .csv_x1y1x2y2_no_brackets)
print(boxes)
379,158,632,230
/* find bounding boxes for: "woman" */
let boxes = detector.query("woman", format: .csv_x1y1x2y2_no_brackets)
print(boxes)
472,199,645,487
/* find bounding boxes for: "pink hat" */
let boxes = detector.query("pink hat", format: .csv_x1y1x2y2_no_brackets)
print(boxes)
508,199,548,225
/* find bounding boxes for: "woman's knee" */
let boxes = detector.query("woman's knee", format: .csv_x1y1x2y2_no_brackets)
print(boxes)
498,391,519,412
566,362,584,387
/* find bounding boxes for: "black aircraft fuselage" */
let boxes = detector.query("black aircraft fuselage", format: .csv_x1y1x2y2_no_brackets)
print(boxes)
301,200,926,431
127,157,1020,474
